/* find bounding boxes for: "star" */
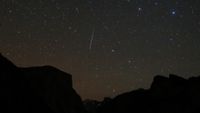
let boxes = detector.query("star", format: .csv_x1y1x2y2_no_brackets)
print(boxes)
154,2,158,6
128,60,132,63
111,49,115,53
172,11,176,15
170,9,177,15
169,38,174,41
112,89,116,93
138,7,142,11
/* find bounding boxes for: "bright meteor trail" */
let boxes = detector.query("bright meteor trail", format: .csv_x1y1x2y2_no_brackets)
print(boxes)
89,28,95,51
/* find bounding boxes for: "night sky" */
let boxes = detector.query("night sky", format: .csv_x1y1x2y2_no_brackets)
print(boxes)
1,0,200,100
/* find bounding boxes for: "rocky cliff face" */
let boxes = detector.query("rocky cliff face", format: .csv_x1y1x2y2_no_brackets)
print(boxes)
98,74,200,113
0,54,85,113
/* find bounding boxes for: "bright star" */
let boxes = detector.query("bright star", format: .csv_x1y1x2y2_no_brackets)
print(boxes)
172,11,176,15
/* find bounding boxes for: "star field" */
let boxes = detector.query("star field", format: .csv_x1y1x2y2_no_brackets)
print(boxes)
0,0,200,100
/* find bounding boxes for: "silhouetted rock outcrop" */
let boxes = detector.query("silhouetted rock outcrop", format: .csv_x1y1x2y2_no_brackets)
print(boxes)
98,74,200,113
0,53,85,113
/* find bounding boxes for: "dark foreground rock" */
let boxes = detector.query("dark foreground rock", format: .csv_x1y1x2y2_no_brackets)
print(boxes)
98,74,200,113
0,54,85,113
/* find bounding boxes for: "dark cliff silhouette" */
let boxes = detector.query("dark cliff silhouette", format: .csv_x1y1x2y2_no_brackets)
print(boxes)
0,53,85,113
2,53,200,113
96,74,200,113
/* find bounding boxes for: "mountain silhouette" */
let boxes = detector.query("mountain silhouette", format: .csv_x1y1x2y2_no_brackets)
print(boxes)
97,74,200,113
1,53,200,113
0,53,85,113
